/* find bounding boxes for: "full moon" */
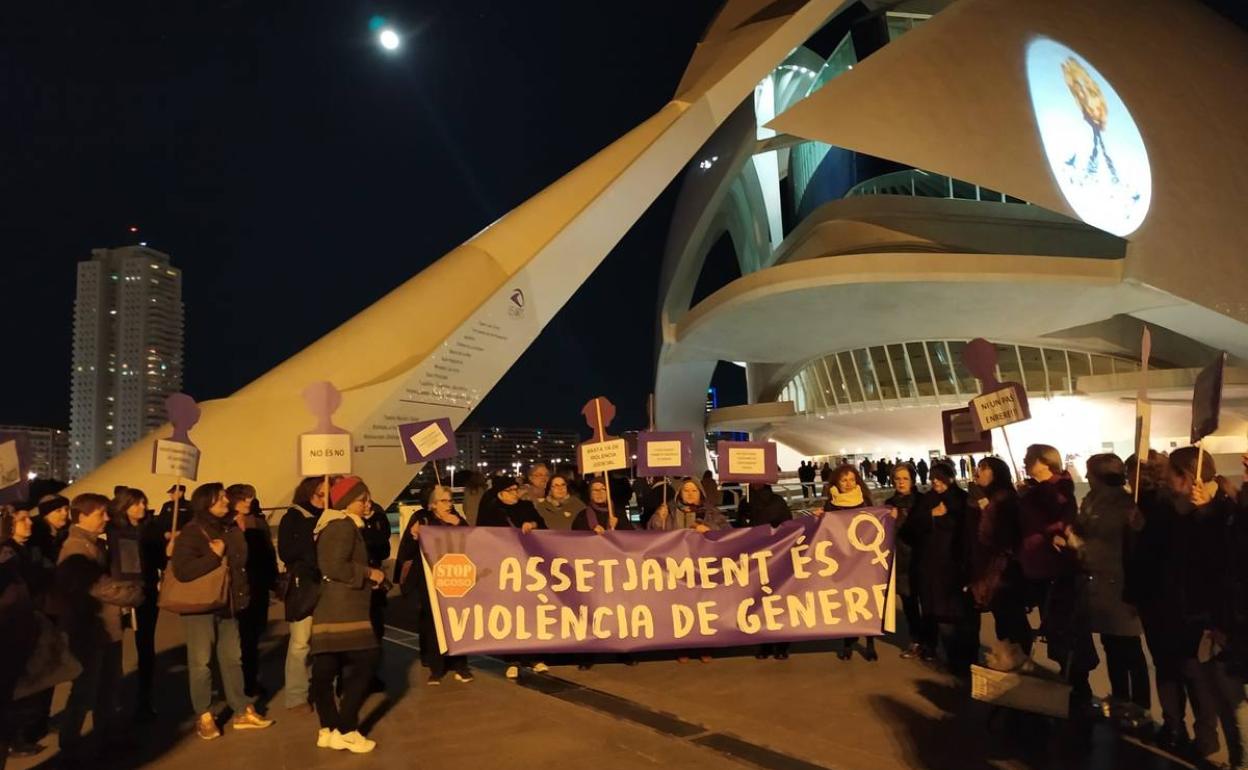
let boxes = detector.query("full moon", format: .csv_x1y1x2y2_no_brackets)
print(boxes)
379,28,400,51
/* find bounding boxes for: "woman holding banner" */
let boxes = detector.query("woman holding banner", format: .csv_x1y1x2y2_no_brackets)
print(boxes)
885,464,932,661
821,465,879,662
536,474,585,531
394,485,473,685
646,478,728,533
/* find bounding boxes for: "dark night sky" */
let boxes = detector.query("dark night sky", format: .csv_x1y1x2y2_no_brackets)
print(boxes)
1,0,731,435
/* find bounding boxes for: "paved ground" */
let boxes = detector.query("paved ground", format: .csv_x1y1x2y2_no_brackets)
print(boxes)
7,598,1213,770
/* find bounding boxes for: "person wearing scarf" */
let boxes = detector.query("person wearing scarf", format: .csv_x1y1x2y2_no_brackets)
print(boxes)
537,475,586,531
572,478,635,533
820,465,878,662
309,476,385,754
887,463,933,661
646,478,728,533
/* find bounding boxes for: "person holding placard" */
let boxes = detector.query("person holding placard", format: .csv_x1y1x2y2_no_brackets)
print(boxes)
106,487,162,720
739,483,793,661
394,485,473,685
171,483,273,740
279,476,329,713
646,478,728,533
309,476,385,753
1165,448,1246,769
475,476,549,679
571,478,634,534
536,474,585,531
820,465,879,663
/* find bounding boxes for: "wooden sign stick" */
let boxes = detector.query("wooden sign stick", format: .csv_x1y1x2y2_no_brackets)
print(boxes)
999,426,1019,480
594,398,615,527
433,461,442,487
170,477,183,539
1194,440,1205,493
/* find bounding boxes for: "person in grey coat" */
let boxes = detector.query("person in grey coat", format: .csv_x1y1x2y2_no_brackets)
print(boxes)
1071,453,1149,713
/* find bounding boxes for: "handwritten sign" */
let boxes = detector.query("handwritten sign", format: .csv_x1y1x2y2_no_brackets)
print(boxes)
942,407,993,455
152,439,201,480
717,440,778,483
636,431,695,477
579,438,628,474
300,433,353,476
970,384,1029,432
397,418,458,463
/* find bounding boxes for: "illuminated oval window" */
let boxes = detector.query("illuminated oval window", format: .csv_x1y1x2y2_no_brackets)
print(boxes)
1025,37,1151,237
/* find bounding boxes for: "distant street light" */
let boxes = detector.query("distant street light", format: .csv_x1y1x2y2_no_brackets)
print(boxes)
378,28,400,51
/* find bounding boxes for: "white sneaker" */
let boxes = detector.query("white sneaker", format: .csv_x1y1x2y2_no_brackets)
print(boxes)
532,662,550,673
328,730,376,754
505,665,519,679
317,728,333,748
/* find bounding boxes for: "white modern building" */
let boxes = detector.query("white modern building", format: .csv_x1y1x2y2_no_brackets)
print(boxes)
70,246,184,478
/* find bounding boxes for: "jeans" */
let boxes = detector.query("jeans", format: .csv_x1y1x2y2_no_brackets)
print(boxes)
1184,657,1248,765
1101,634,1151,710
182,614,251,716
134,591,160,708
311,649,379,733
60,640,122,755
284,616,313,707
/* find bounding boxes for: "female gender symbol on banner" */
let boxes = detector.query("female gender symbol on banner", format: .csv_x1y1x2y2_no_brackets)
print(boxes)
848,513,890,570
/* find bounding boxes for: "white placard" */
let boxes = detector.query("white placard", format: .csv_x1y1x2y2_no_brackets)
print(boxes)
300,433,353,476
410,422,449,458
645,440,684,470
580,438,628,474
971,387,1027,431
153,439,201,481
727,447,765,475
1134,400,1152,461
0,439,19,490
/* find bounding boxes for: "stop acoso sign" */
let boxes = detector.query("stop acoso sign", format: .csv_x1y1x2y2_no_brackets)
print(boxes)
432,553,477,599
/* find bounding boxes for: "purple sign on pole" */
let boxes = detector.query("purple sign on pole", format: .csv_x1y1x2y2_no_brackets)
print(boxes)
418,510,896,655
716,440,778,483
397,418,458,464
635,431,695,477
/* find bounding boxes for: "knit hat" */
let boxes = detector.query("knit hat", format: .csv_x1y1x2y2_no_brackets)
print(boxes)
490,475,519,494
330,476,369,509
37,495,70,517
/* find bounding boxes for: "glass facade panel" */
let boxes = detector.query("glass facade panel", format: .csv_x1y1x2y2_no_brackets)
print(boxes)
951,179,978,200
837,352,864,402
1112,357,1141,374
869,346,897,399
887,344,915,399
1017,346,1047,392
1068,352,1091,387
926,341,957,396
906,343,935,397
1043,348,1070,393
995,344,1022,387
1090,355,1113,376
853,348,879,400
947,341,976,394
824,355,851,404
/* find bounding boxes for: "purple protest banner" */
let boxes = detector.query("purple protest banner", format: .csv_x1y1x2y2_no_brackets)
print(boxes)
635,431,695,477
717,440,778,483
417,510,896,656
397,418,457,463
0,431,31,505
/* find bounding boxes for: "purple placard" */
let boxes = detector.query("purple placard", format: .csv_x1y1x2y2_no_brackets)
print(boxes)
397,418,458,464
941,407,994,455
716,440,778,483
635,431,695,477
0,431,31,504
419,509,896,655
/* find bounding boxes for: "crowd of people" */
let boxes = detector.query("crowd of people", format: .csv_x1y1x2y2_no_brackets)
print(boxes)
0,446,1245,768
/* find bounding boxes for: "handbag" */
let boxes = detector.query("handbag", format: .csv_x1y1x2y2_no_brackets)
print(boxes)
159,523,231,614
283,561,321,622
14,612,83,700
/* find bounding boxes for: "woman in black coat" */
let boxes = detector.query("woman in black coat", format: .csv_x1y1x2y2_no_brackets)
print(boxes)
887,463,932,660
969,458,1031,655
106,488,163,719
901,462,979,676
394,485,472,685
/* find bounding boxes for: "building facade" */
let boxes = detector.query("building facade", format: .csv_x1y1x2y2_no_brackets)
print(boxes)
0,425,70,481
70,246,184,478
452,426,581,478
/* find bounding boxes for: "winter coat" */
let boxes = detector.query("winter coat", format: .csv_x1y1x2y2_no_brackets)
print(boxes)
278,503,323,574
1173,491,1238,657
28,518,68,569
394,507,468,600
170,512,250,616
536,495,586,531
236,511,278,599
572,502,636,532
0,541,40,683
360,505,392,568
904,486,973,622
310,512,377,655
476,498,547,530
967,488,1024,609
640,481,678,528
645,503,728,531
54,526,144,644
885,491,917,597
739,488,792,529
1074,486,1141,636
1017,474,1078,581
